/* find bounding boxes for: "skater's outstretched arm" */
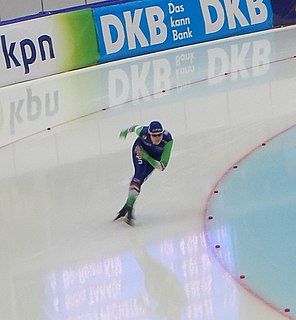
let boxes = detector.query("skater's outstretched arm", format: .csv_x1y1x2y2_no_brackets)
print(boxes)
119,125,143,139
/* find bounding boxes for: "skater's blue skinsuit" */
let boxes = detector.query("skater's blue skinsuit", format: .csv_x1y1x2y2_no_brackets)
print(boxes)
120,124,173,211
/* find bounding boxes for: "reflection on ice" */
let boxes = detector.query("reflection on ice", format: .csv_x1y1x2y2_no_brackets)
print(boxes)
45,231,239,320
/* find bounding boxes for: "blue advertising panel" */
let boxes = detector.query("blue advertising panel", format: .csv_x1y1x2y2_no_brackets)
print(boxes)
93,0,273,63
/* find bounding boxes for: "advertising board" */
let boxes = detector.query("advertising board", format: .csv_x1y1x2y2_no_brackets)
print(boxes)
93,0,273,62
0,9,99,87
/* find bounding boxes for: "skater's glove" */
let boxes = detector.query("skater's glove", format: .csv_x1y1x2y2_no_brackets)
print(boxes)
135,146,144,159
119,128,129,139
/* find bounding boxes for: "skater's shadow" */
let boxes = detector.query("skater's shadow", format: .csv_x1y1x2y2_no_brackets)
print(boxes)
128,230,188,320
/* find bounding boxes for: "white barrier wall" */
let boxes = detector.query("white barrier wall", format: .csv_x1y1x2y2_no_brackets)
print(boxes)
0,26,295,177
0,0,105,21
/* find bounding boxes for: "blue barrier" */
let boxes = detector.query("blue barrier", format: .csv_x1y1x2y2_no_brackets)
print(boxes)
270,0,296,26
0,0,275,87
93,0,273,63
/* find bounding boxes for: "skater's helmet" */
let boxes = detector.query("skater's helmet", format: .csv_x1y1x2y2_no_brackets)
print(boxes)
148,121,164,136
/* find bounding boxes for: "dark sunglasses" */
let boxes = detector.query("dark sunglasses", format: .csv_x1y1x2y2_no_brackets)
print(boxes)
151,133,163,137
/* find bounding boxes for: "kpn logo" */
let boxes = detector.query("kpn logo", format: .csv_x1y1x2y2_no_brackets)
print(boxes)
0,34,55,74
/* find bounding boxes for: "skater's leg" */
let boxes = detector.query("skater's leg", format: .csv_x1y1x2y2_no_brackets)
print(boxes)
115,142,154,222
126,182,140,208
125,206,135,226
123,182,139,225
113,203,129,220
125,142,154,208
114,185,139,221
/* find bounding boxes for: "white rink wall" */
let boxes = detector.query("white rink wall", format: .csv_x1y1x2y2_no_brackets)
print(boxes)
0,0,105,21
0,26,295,179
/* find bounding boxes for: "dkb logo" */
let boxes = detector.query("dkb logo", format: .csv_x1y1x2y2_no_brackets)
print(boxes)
100,6,167,54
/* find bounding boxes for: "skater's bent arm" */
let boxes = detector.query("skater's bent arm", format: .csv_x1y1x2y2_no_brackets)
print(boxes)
161,140,173,168
142,141,173,171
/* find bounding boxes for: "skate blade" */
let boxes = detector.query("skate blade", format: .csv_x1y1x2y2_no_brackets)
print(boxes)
125,218,135,226
113,214,126,221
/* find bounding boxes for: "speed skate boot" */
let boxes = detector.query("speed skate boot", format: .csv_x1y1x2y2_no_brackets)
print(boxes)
125,207,135,226
113,204,129,221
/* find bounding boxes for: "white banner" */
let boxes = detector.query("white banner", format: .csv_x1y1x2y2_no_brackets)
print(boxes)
0,9,99,87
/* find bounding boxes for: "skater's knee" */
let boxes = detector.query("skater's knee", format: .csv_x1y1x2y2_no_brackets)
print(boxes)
130,181,141,193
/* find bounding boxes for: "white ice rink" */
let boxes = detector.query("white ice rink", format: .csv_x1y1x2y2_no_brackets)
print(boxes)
0,25,296,320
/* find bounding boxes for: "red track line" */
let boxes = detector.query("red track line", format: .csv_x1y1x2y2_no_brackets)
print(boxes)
203,123,296,320
0,55,295,150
